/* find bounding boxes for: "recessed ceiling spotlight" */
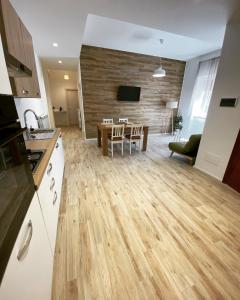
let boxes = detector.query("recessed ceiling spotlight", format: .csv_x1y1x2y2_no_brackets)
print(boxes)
58,60,62,64
52,42,58,47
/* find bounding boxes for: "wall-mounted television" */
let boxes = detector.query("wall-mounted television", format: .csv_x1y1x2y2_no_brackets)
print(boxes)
117,86,141,101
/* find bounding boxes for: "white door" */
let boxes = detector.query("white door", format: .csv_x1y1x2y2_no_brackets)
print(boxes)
0,193,53,300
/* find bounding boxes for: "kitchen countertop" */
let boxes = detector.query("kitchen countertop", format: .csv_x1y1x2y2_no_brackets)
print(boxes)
25,128,61,189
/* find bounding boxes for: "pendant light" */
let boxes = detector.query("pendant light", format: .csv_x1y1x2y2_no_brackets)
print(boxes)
153,39,166,78
153,66,166,77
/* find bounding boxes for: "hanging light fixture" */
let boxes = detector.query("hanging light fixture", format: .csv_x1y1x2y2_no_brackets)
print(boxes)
153,66,166,78
153,38,166,78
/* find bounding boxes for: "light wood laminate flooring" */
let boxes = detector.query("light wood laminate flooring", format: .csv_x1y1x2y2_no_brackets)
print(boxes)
52,127,240,300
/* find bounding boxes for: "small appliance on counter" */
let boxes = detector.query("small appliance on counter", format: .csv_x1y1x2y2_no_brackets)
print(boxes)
0,94,36,284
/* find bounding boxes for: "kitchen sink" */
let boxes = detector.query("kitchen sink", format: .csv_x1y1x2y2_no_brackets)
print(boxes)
27,128,56,140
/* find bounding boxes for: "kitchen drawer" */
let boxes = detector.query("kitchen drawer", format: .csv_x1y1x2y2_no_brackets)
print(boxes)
37,136,64,253
0,193,52,300
53,135,64,193
37,163,59,253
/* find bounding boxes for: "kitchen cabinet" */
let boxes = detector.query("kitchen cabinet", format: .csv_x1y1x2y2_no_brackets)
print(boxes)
37,135,65,253
13,56,41,98
0,34,11,94
0,0,25,66
0,0,41,98
0,193,53,300
13,21,41,98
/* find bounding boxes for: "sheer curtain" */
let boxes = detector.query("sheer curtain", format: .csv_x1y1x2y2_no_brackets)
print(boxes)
185,57,219,138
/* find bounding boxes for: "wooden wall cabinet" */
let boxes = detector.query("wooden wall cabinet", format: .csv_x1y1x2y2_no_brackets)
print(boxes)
0,0,41,98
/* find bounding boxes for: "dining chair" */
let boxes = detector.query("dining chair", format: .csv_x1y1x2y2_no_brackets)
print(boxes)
102,118,113,124
125,124,143,154
118,117,128,124
108,125,125,157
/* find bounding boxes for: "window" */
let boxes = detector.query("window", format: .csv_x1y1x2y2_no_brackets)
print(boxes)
181,57,220,139
191,58,219,119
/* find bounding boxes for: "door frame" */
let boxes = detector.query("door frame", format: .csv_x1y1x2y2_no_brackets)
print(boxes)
223,129,240,193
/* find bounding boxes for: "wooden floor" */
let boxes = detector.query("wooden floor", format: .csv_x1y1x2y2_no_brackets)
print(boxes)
52,126,240,300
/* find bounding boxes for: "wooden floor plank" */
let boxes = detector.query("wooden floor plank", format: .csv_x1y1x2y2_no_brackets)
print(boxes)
52,127,240,300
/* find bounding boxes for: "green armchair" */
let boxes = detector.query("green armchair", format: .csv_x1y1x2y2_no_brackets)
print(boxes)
168,134,202,165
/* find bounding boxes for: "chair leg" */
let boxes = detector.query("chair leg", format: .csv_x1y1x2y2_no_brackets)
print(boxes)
170,151,174,157
139,140,141,151
111,142,113,158
121,141,123,156
130,141,132,155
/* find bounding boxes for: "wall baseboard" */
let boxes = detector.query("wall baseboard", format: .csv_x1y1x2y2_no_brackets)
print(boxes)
85,138,97,141
194,165,222,181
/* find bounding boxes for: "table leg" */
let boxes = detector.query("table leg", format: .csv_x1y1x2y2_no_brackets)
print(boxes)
142,127,148,151
102,129,108,156
97,127,101,147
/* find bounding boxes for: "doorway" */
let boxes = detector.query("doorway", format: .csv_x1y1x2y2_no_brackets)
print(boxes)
223,130,240,193
66,89,79,126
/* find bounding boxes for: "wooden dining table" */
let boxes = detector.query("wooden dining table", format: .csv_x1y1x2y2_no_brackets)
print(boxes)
97,123,149,156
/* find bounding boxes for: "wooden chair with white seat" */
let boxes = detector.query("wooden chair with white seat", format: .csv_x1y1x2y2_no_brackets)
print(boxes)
118,117,128,124
108,125,125,157
125,124,143,155
102,118,113,124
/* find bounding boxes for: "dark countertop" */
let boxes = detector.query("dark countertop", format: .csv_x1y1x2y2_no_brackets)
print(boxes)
25,128,61,189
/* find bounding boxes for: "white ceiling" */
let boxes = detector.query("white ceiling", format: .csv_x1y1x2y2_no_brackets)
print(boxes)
83,15,219,61
10,0,240,62
41,57,79,71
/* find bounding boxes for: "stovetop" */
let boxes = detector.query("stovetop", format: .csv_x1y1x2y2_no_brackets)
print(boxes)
27,149,46,173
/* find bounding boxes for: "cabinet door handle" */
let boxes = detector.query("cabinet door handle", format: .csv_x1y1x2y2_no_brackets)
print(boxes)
22,90,29,95
47,163,52,175
53,191,57,205
56,143,59,149
50,177,55,190
17,220,33,261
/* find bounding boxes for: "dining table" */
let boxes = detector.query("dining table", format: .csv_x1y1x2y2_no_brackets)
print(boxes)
97,123,149,156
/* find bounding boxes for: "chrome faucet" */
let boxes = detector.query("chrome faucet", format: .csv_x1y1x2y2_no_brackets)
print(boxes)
23,109,41,136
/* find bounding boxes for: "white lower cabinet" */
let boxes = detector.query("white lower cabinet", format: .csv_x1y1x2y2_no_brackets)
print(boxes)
37,136,64,253
0,193,53,300
0,134,65,300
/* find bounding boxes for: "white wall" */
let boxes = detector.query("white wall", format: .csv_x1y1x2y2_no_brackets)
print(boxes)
77,61,85,134
14,54,50,128
48,70,77,111
41,64,55,127
179,49,221,138
0,34,12,95
195,17,240,180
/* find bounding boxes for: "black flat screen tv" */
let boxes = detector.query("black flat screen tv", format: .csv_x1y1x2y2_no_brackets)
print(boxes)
117,86,141,101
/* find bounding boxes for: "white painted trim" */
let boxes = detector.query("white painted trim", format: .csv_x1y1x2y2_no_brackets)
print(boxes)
148,133,172,137
85,138,97,141
77,62,86,139
194,165,222,181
